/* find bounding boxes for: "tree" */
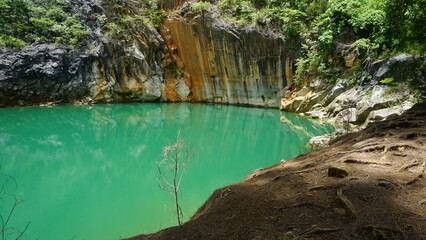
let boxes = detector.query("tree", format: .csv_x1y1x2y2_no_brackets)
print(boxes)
157,133,194,226
383,0,426,52
0,173,30,240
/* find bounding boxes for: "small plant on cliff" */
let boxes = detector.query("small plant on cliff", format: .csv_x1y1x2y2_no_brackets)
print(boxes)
380,77,396,86
190,1,211,13
138,0,165,28
157,133,195,225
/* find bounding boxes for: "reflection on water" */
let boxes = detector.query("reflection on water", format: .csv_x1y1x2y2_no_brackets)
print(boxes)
0,103,336,240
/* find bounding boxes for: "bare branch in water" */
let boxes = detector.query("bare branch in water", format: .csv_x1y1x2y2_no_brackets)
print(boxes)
157,132,196,225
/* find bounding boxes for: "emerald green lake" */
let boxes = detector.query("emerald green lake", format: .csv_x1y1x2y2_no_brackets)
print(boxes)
0,103,336,240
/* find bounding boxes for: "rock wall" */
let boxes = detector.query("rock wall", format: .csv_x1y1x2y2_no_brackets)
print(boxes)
0,0,169,106
0,1,296,108
0,44,97,107
281,54,425,126
163,13,296,107
93,0,168,103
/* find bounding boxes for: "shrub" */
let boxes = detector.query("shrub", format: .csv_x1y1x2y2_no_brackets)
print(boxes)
190,1,211,13
0,0,87,49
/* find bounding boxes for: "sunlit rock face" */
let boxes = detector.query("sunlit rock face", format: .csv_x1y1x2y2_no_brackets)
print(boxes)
91,0,168,103
163,14,298,107
280,54,425,125
0,0,298,108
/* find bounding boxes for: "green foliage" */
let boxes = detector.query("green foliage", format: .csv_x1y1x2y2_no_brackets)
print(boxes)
190,1,211,13
138,0,166,28
294,0,424,84
219,0,256,23
0,0,87,49
316,0,385,49
103,0,165,38
104,22,124,39
380,77,396,85
0,34,25,48
206,0,424,84
383,0,426,53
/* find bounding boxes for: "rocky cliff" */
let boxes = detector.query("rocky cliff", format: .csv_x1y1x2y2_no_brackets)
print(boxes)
0,0,295,108
162,10,297,107
0,0,170,106
281,54,425,126
0,0,424,126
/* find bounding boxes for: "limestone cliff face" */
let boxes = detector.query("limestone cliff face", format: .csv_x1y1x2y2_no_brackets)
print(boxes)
281,54,425,126
0,0,296,108
0,0,169,106
93,0,167,103
163,14,296,107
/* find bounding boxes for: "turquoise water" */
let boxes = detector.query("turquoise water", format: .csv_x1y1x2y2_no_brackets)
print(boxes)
0,103,336,240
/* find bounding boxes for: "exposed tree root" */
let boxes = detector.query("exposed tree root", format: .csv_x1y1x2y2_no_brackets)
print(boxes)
337,189,357,218
300,227,345,237
344,159,392,166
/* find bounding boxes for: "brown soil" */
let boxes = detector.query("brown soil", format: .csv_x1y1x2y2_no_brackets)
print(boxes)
127,103,426,240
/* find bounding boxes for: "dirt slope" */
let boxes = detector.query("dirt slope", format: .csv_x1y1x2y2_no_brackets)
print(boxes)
128,103,426,240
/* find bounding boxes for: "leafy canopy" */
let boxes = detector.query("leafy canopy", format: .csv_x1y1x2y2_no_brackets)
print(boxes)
0,0,87,49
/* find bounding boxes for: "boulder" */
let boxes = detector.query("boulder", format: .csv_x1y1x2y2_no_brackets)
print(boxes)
328,165,350,178
296,86,310,97
307,129,348,149
363,106,407,127
307,135,331,149
333,108,357,124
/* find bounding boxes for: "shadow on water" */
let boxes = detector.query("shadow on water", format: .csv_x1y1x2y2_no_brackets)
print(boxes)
0,103,337,240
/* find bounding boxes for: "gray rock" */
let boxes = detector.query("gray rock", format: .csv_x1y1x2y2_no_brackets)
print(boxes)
363,106,407,126
0,44,96,106
333,107,357,124
176,78,191,101
307,129,347,149
307,135,332,149
0,0,167,106
375,54,421,81
328,164,350,178
296,86,310,97
322,80,348,107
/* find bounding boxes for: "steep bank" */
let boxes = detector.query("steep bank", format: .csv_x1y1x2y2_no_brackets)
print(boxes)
128,102,426,240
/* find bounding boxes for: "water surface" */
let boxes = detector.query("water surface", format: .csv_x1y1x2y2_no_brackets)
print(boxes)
0,103,336,240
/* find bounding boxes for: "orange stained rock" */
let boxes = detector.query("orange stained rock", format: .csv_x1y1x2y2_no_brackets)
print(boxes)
164,73,182,102
165,16,291,106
